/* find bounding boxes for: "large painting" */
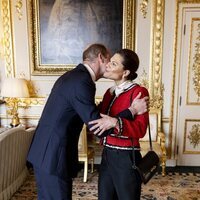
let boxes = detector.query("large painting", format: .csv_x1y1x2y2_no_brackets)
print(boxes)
28,0,135,75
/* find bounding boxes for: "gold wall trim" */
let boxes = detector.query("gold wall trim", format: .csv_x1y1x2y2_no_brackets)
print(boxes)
1,97,45,107
19,97,45,106
0,114,41,119
122,0,135,50
15,0,23,20
162,118,170,123
140,0,149,18
2,0,15,77
139,68,164,110
150,0,165,98
170,0,200,158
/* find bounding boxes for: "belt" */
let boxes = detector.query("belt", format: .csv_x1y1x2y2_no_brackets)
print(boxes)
104,144,140,151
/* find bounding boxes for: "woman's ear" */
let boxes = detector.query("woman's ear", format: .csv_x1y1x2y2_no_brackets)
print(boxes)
123,70,130,79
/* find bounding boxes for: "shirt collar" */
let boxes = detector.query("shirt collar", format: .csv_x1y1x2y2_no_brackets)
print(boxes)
83,64,96,82
110,81,136,97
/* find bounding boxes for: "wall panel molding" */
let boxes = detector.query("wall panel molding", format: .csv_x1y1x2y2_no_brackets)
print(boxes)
2,0,15,77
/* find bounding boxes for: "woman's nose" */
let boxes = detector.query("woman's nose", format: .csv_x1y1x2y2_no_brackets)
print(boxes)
106,62,111,68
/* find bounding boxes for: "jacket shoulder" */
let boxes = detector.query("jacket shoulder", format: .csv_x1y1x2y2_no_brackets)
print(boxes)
131,84,149,98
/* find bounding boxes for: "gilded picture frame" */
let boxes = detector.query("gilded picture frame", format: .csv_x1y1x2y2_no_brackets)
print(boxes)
27,0,135,75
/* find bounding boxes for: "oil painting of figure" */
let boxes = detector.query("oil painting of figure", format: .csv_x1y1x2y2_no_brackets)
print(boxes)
39,0,123,64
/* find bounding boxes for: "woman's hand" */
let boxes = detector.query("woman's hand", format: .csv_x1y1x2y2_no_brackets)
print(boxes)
88,114,118,136
129,92,149,116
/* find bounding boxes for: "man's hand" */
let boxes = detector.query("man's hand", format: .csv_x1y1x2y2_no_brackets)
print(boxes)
88,114,118,136
129,92,149,116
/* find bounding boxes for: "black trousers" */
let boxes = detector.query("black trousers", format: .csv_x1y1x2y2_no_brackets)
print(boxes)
98,147,142,200
34,167,73,200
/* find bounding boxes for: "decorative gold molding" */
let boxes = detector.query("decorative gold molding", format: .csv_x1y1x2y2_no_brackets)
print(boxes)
187,18,200,105
122,0,136,50
188,124,200,148
162,118,170,123
183,119,200,154
138,0,165,118
0,114,41,119
2,0,15,77
140,0,148,18
19,97,46,106
15,0,23,20
192,22,200,101
139,69,149,89
139,69,164,110
3,97,46,107
150,0,165,98
150,93,164,110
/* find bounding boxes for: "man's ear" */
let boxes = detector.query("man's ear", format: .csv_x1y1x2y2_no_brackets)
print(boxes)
98,53,104,63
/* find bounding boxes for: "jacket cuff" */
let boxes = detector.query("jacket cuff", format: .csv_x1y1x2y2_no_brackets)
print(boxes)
114,117,123,136
117,109,134,120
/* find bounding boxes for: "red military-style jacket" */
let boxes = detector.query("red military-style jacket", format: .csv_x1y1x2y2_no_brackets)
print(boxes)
100,84,149,150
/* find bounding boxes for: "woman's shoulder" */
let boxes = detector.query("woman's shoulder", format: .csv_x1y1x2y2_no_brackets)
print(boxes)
130,84,149,97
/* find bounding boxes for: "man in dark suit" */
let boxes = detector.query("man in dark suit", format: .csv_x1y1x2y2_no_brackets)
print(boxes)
27,44,148,200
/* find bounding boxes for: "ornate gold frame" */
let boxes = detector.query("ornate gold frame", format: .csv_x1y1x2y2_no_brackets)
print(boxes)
26,0,136,75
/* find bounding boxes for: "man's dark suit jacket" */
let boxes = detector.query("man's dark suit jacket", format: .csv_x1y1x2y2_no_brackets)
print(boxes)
27,64,104,179
27,64,132,180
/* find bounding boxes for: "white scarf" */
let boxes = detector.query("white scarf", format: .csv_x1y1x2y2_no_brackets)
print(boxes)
110,81,136,97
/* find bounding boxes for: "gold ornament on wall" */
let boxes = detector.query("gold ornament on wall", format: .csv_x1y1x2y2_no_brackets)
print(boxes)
192,23,200,101
187,124,200,148
139,69,149,89
19,97,45,106
15,0,23,20
140,0,148,18
150,0,164,97
139,69,164,110
2,0,15,77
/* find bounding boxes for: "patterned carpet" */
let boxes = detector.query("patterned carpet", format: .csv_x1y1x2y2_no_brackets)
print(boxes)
11,168,200,200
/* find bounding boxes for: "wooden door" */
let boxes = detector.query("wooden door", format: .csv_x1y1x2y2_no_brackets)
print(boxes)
176,8,200,166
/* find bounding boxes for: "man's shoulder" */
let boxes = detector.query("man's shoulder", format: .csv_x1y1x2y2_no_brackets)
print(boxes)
71,64,90,77
60,64,89,80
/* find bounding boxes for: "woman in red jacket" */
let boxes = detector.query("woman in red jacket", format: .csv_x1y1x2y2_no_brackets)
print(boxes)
89,49,149,200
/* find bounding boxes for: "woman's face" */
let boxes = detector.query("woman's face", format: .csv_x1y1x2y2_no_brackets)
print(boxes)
103,53,129,84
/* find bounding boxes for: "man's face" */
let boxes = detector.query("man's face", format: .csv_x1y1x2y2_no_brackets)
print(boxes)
99,54,110,77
